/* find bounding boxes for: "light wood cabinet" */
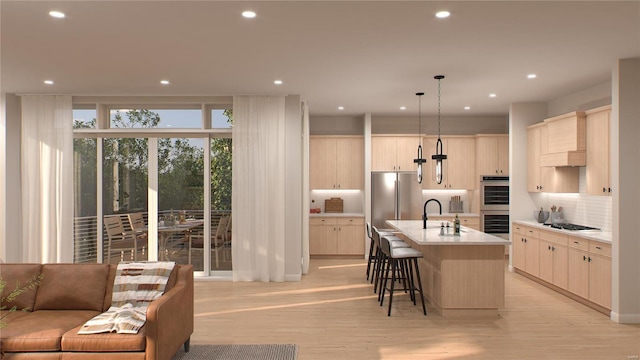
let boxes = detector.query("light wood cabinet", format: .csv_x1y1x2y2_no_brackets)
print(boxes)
512,223,539,277
423,136,476,190
310,136,363,190
586,105,612,196
527,123,578,193
475,135,509,177
429,215,479,230
371,136,421,171
538,229,568,289
513,221,612,312
309,217,365,256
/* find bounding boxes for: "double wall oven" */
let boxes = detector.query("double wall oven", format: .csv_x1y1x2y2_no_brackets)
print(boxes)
479,176,509,240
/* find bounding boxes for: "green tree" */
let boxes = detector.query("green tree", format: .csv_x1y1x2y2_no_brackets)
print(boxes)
211,109,233,211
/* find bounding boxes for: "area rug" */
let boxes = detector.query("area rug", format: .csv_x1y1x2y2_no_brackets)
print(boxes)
172,344,298,360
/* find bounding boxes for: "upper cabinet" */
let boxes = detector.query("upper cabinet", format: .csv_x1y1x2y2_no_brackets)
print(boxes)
371,135,421,172
540,111,586,167
310,136,364,190
423,136,476,190
527,123,578,193
475,135,509,177
586,105,612,196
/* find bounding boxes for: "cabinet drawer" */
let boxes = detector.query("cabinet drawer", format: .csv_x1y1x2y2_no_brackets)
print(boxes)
310,217,337,226
524,227,540,238
512,223,525,234
337,217,364,226
589,242,611,258
568,236,589,250
461,217,480,226
539,229,568,246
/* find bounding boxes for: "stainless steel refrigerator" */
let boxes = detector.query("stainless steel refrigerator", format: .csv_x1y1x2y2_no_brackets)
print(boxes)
371,172,423,229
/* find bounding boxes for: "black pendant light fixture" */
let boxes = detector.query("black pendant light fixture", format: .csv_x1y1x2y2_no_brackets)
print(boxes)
432,75,447,184
413,92,427,183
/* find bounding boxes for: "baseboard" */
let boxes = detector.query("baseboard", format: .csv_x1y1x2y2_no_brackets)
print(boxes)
611,311,640,324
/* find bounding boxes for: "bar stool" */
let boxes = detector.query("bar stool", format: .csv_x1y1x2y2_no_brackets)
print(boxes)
365,223,396,281
379,234,427,317
371,226,409,294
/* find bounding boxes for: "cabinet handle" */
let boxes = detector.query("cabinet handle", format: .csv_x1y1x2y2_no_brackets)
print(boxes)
603,187,606,193
548,245,551,250
574,241,579,244
595,246,601,250
588,257,592,262
338,184,341,189
583,255,586,261
495,170,498,174
500,170,503,174
552,246,555,251
608,187,612,193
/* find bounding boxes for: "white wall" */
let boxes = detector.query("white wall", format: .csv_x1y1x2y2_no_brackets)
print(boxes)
371,115,508,135
612,58,640,323
547,81,612,117
284,95,303,281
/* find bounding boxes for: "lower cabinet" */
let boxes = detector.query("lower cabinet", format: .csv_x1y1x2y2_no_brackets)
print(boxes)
429,215,480,231
309,217,365,256
512,223,539,277
512,221,612,312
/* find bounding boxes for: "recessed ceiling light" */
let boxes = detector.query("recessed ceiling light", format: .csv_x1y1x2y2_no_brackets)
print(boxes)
400,106,406,110
527,74,537,79
489,93,497,98
160,80,170,85
242,11,256,18
49,11,65,18
435,11,450,19
338,106,344,110
44,80,54,85
464,106,471,110
274,80,283,85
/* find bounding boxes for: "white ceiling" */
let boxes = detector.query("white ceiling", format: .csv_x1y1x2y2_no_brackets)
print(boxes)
1,1,639,117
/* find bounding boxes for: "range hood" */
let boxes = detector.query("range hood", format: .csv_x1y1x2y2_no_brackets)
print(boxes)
540,111,586,167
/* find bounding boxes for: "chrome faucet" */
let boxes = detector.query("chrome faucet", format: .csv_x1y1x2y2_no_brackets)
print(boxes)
423,198,442,229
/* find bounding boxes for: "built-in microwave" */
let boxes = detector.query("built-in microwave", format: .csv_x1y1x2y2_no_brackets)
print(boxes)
479,176,509,211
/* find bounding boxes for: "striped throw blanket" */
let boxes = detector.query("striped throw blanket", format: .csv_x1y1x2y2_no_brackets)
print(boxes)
78,261,175,334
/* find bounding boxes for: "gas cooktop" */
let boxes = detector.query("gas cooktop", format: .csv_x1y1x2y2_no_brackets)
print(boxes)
544,223,600,231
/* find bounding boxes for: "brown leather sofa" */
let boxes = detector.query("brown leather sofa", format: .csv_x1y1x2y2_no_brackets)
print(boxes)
0,263,193,360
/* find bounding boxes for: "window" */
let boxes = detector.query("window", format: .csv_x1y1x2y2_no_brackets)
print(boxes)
72,101,233,276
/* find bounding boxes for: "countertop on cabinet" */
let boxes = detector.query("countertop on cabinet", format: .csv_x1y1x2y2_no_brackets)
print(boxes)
385,220,510,245
512,220,612,244
309,213,364,218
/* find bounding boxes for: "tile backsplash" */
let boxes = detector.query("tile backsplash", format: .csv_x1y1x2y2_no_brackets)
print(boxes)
531,167,612,231
421,190,474,214
310,190,364,213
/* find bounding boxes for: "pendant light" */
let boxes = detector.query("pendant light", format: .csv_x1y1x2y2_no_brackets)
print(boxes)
432,75,447,184
413,92,427,183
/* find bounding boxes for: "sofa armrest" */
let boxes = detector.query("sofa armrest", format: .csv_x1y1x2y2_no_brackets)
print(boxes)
144,265,194,360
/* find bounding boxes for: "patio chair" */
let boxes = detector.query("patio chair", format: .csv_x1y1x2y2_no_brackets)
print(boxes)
104,215,138,263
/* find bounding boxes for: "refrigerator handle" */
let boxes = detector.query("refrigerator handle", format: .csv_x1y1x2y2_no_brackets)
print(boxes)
395,178,399,220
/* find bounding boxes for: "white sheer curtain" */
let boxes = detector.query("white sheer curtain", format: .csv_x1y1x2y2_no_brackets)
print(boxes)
21,95,74,263
232,96,286,282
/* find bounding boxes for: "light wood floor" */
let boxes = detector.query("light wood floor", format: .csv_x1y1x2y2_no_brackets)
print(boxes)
191,258,640,360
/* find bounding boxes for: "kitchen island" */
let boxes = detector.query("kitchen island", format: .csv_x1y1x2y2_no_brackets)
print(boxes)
385,219,511,316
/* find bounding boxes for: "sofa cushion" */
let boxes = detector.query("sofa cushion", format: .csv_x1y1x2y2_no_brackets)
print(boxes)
0,310,99,352
62,324,146,352
0,264,43,311
34,264,110,311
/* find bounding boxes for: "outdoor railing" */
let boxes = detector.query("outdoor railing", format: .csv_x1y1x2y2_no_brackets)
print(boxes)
73,209,231,263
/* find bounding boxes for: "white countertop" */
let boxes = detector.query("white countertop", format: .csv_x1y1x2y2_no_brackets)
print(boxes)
512,220,612,244
310,212,364,217
385,220,511,245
